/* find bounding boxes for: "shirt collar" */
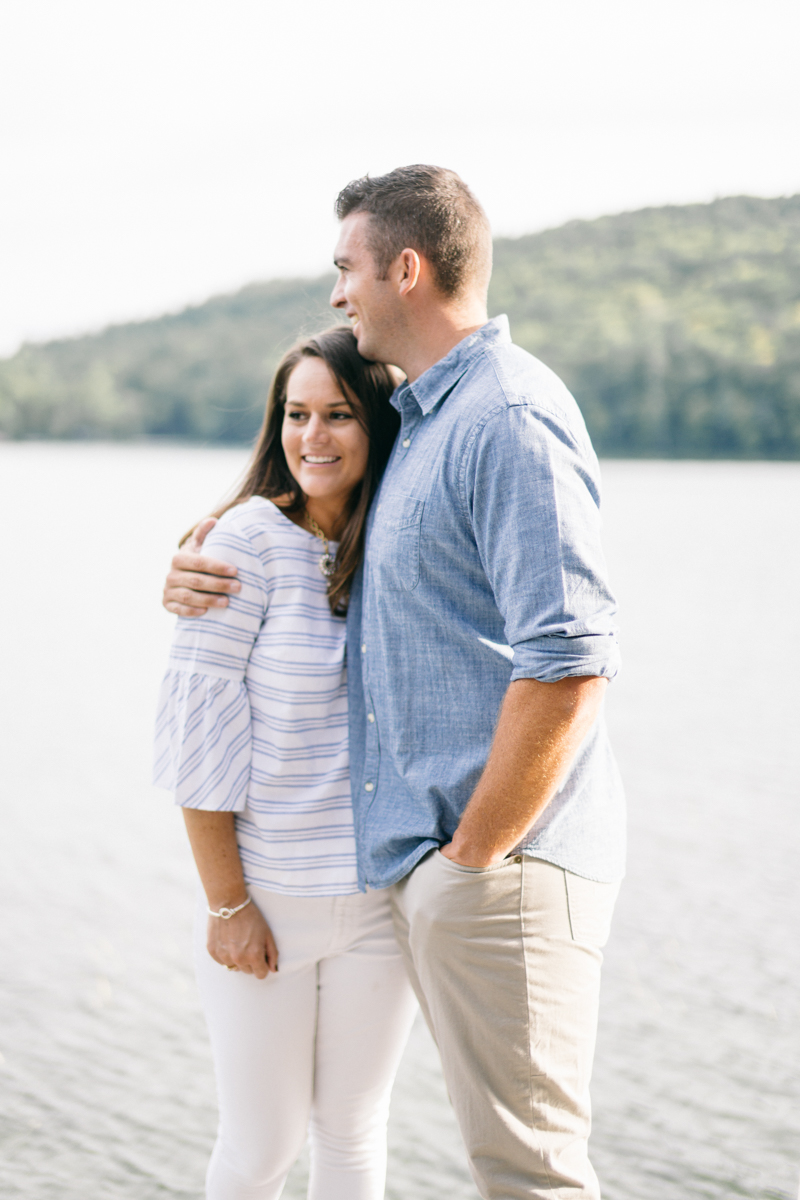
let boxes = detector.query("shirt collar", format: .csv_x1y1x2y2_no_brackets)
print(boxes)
390,315,511,415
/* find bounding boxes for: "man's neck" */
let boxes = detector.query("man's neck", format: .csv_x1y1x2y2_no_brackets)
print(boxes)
398,304,489,383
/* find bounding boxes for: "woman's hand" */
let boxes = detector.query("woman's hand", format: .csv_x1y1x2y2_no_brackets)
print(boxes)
181,810,277,978
207,902,279,979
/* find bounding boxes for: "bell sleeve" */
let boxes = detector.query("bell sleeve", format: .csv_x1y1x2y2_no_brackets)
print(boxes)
153,516,269,811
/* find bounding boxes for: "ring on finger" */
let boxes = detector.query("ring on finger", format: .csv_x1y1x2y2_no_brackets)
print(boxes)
226,964,238,972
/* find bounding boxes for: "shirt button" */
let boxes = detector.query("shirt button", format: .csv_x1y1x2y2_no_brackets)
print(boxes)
367,713,375,723
361,644,366,653
364,782,374,792
402,438,410,448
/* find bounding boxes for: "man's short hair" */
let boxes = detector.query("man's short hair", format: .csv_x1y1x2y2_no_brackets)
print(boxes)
335,165,492,299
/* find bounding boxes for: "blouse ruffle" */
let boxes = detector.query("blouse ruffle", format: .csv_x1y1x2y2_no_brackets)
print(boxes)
153,668,252,811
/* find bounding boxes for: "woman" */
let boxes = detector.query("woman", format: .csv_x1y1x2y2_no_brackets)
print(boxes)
153,327,416,1200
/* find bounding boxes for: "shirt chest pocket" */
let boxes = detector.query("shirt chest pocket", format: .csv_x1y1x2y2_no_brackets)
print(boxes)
371,495,424,592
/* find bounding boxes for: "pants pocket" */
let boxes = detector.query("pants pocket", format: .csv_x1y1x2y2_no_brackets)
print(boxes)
564,872,620,948
433,849,517,875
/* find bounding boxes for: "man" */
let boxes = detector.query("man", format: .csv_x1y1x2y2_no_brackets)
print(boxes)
165,165,625,1199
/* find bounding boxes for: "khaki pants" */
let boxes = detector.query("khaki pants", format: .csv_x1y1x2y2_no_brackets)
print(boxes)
390,851,618,1199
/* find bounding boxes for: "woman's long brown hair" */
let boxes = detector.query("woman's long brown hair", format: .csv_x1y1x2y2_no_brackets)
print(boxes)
185,326,401,614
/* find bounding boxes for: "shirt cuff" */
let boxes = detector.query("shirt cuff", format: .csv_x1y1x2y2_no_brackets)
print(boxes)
511,634,620,683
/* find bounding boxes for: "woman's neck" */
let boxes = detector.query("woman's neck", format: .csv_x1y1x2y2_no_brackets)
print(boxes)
281,494,350,541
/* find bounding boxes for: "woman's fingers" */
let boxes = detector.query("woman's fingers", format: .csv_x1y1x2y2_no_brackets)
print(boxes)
207,910,279,980
234,934,277,979
223,950,271,979
206,943,228,968
263,927,279,974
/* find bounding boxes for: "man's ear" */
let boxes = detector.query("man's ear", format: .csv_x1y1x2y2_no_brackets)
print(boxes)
396,248,421,297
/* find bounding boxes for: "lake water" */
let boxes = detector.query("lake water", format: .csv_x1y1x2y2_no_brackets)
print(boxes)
1,444,799,1200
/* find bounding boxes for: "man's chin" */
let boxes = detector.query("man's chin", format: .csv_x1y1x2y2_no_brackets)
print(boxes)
353,329,374,360
354,330,385,364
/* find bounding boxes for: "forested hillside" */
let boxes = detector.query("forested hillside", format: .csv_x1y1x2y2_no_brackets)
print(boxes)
490,195,800,456
2,194,799,456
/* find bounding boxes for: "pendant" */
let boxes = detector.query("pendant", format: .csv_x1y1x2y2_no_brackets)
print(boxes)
319,552,336,578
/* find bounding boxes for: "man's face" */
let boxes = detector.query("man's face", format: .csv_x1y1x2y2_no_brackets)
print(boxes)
330,213,401,363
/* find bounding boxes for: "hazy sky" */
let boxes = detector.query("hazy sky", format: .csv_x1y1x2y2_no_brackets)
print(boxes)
2,0,798,355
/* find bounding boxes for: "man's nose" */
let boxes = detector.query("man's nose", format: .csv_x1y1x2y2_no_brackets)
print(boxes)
330,276,344,308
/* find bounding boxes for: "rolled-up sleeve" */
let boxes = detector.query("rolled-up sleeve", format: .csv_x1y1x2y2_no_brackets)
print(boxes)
464,403,620,683
153,520,269,809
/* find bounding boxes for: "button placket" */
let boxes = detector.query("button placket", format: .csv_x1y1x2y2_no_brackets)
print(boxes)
354,574,382,888
360,664,380,811
397,403,424,454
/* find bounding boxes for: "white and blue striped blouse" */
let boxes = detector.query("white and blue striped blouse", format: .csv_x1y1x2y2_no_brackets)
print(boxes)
153,496,358,896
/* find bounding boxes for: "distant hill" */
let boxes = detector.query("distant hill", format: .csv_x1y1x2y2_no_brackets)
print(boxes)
2,194,799,456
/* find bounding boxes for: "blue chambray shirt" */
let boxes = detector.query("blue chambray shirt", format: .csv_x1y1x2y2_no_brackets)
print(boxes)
346,316,625,890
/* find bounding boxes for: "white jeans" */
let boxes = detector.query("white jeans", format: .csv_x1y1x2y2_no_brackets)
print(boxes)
194,885,418,1200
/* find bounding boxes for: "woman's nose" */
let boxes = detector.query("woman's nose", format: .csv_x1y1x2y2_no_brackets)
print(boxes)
303,414,330,441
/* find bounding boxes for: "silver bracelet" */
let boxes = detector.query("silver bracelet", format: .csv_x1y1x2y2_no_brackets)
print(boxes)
207,896,252,920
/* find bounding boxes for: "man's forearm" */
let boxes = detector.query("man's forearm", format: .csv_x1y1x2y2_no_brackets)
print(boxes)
444,675,607,867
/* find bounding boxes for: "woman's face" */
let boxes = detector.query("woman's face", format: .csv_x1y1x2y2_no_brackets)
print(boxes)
281,356,370,509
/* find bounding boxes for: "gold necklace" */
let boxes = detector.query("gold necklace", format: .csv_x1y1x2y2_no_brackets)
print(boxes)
304,510,336,578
